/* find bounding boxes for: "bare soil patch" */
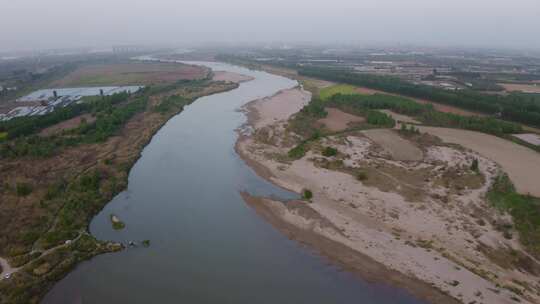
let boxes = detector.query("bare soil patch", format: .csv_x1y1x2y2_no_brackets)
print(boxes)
39,114,96,136
362,129,423,161
317,108,365,132
419,126,540,196
53,63,208,87
500,83,540,93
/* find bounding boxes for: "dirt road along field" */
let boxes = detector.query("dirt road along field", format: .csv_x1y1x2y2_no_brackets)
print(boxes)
419,126,540,196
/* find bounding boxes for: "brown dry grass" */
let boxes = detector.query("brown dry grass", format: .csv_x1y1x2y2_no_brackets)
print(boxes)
52,63,208,87
39,114,96,136
317,108,364,131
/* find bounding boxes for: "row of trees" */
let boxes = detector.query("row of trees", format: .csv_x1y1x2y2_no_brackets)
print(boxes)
366,110,395,127
0,93,148,158
0,91,131,139
419,111,522,135
153,94,190,114
327,92,522,136
328,93,430,116
299,67,540,127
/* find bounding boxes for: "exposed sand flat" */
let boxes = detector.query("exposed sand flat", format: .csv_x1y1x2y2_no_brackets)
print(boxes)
318,108,364,131
238,130,537,303
419,127,540,197
513,133,540,146
212,71,254,84
236,81,540,304
362,129,423,161
248,88,311,129
500,83,540,93
380,109,421,124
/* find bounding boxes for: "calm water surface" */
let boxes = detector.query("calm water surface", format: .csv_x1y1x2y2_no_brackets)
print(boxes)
43,62,426,304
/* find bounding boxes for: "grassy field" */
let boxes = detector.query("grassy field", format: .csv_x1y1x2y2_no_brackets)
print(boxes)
52,62,208,87
319,84,358,100
0,132,6,141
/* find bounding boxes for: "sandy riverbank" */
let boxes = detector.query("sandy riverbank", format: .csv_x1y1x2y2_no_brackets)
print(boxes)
212,71,254,84
236,87,540,304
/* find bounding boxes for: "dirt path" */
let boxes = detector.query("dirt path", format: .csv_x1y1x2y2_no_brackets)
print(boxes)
0,257,17,280
419,126,540,196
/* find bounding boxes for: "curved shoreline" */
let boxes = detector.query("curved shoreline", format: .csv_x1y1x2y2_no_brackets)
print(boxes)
43,61,421,304
235,144,460,304
234,83,539,304
239,192,460,304
234,88,460,304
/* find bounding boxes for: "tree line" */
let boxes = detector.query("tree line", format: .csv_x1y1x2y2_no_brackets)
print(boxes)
0,91,131,140
0,92,147,158
299,67,540,127
328,93,522,136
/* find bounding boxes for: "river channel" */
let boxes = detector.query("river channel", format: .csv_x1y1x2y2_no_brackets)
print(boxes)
43,61,425,304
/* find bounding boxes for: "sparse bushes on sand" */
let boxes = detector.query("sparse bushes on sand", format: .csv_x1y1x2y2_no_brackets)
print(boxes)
322,146,338,157
303,189,313,200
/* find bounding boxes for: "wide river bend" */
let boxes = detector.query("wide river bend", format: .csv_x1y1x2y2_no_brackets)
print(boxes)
43,62,425,304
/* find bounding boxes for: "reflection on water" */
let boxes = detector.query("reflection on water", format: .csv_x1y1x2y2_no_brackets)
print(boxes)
43,62,425,304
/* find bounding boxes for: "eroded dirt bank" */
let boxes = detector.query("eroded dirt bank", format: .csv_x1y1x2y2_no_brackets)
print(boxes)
236,87,540,304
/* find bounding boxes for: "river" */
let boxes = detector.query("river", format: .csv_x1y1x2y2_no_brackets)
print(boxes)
42,62,426,304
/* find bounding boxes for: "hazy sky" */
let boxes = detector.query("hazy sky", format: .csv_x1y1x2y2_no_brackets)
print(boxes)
1,0,539,51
